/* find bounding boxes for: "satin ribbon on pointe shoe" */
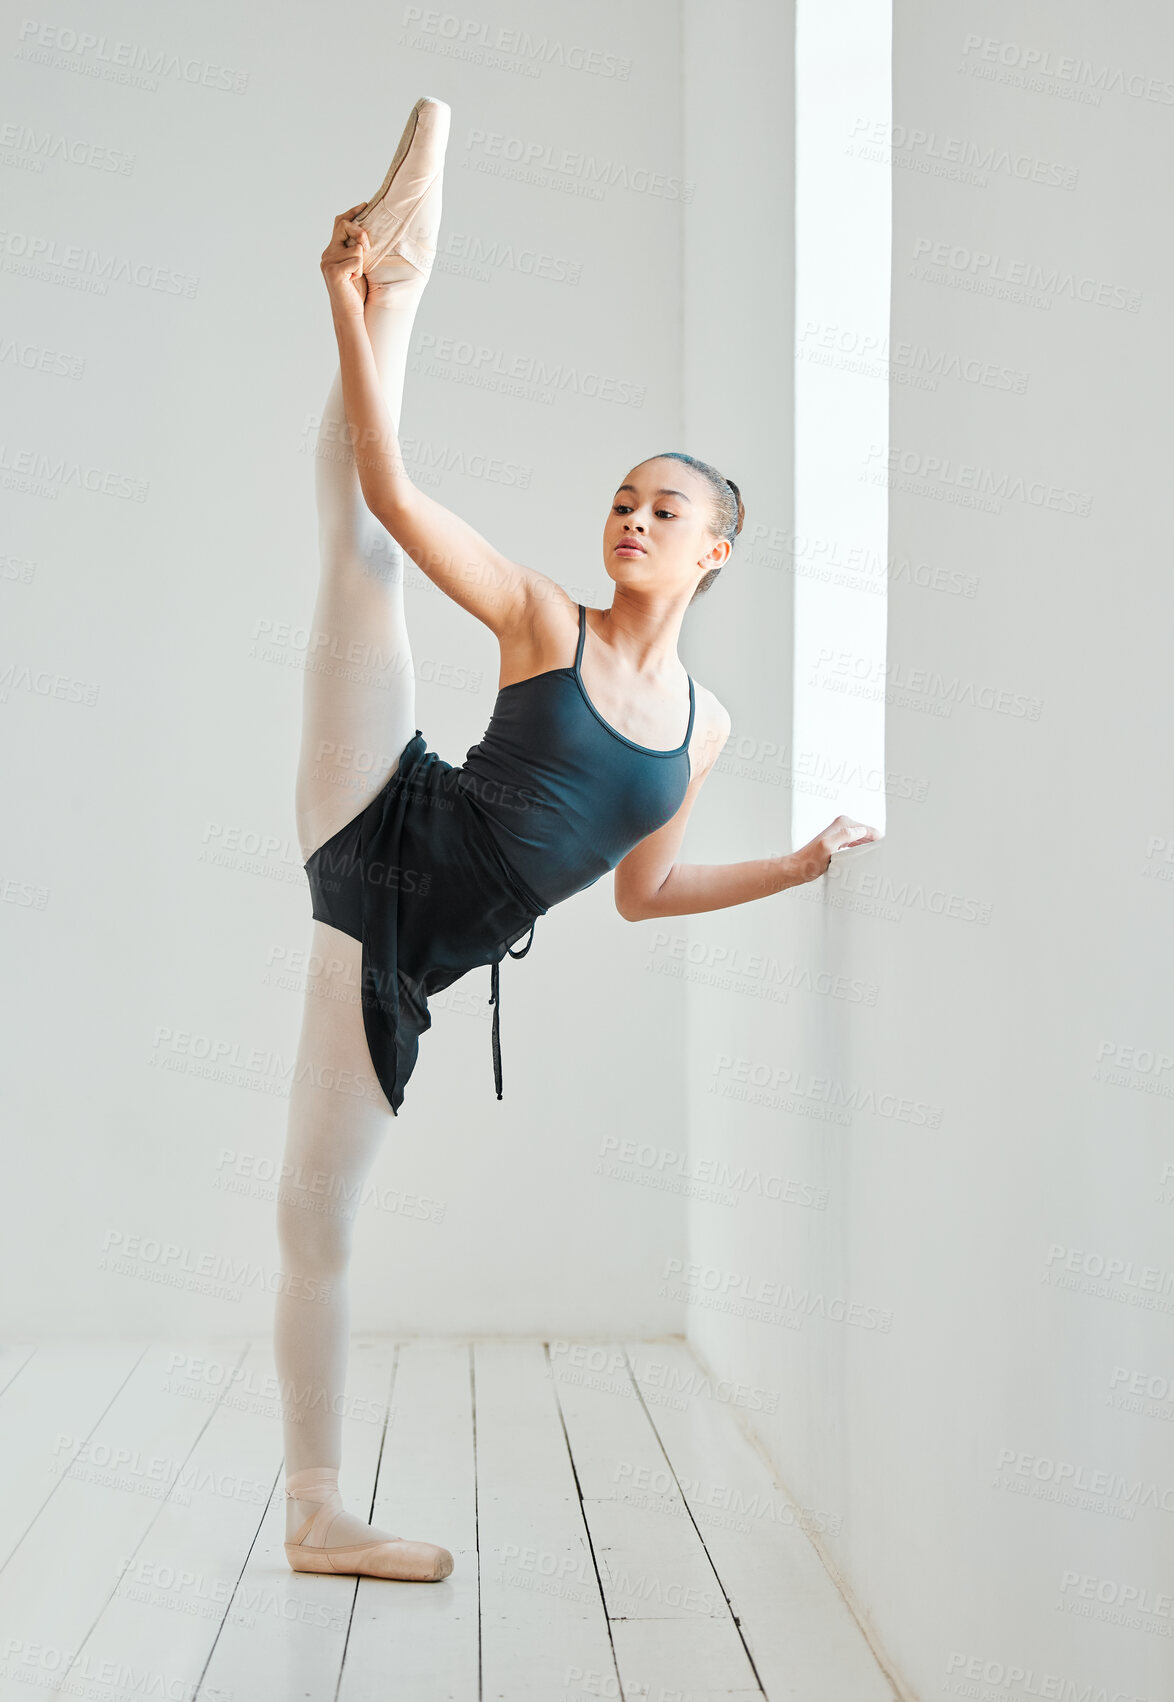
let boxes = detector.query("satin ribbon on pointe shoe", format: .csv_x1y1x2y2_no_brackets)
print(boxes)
283,1465,454,1580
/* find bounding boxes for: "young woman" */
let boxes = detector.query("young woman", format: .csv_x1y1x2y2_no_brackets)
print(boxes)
275,95,878,1583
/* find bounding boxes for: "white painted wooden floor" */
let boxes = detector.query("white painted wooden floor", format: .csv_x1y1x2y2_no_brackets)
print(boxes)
0,1337,897,1702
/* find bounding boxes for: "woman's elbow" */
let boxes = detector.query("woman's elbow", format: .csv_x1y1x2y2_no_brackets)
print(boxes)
614,888,651,923
368,494,409,538
364,470,415,532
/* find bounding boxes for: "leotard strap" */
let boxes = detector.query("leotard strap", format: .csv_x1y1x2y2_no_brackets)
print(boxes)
578,602,694,755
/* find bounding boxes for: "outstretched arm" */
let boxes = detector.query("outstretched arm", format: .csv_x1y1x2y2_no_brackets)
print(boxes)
614,705,881,921
321,208,559,636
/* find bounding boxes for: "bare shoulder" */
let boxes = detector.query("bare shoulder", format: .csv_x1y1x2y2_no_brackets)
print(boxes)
688,681,731,779
497,575,581,687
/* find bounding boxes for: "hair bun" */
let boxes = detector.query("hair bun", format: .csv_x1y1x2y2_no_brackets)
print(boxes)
725,475,745,537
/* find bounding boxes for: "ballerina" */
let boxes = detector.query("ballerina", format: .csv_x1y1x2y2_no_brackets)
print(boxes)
275,94,878,1582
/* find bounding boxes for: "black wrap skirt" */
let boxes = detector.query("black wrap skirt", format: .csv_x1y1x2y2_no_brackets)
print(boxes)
303,731,548,1115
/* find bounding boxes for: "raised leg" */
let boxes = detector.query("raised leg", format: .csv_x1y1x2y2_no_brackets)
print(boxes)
294,260,429,860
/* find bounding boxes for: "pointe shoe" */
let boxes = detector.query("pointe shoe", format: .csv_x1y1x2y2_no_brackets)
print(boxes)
283,1466,454,1581
353,96,450,280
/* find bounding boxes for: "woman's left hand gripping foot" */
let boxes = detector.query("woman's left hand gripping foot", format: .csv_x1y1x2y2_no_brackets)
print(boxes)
320,205,372,312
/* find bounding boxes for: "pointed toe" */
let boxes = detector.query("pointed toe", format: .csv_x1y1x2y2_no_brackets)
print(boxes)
355,96,451,279
367,1538,455,1582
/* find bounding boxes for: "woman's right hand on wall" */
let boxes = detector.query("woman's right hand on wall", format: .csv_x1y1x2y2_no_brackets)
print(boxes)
320,205,370,314
791,817,882,884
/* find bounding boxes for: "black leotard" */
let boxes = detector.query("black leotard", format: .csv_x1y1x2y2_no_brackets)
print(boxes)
304,602,696,1114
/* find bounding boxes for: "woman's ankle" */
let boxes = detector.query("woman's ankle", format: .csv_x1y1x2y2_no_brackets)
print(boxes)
285,1463,340,1495
364,253,428,303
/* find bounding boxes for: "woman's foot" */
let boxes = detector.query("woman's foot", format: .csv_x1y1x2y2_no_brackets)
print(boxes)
353,95,450,285
284,1466,454,1581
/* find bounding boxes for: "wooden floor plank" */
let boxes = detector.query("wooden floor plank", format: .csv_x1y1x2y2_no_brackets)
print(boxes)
195,1335,396,1701
0,1343,37,1400
627,1341,898,1702
0,1339,149,1573
42,1337,290,1699
552,1341,761,1699
0,1338,249,1699
475,1341,619,1702
339,1339,478,1702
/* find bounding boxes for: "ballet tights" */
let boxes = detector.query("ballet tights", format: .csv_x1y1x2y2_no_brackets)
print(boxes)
273,254,427,1550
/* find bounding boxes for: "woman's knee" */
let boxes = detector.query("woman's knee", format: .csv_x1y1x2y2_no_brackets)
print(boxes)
276,1196,360,1281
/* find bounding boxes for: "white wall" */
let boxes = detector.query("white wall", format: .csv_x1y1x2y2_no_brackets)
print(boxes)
10,6,1169,1687
1,0,694,1338
684,3,1174,1699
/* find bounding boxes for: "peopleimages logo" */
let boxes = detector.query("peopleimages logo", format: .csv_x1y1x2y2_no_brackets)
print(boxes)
0,121,136,174
797,319,1030,394
811,646,1043,723
596,1132,830,1210
462,128,694,203
412,332,645,408
863,442,1092,517
1058,1569,1174,1622
847,119,1079,190
711,1053,943,1127
0,227,198,296
959,33,1174,105
14,18,250,93
911,237,1142,312
661,1258,893,1332
994,1446,1174,1513
945,1650,1151,1699
400,8,631,79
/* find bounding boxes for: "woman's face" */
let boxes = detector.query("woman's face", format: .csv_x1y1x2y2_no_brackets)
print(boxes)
603,457,728,595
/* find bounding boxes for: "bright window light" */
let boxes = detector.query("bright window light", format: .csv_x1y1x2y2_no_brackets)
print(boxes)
792,0,891,846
